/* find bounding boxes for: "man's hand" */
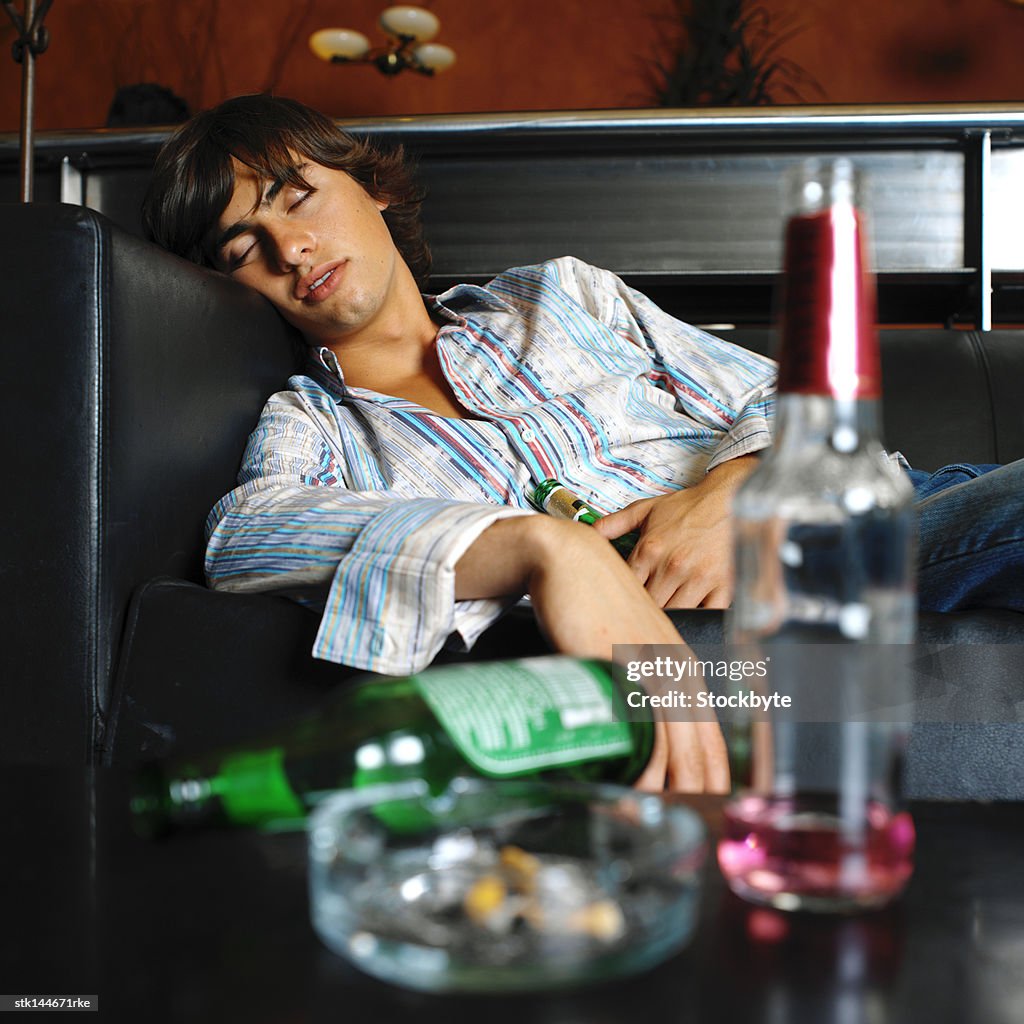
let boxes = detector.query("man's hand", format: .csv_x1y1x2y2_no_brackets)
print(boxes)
592,454,759,609
455,515,730,794
635,719,730,794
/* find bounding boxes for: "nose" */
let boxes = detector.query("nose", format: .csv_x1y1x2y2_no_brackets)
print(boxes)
271,225,315,272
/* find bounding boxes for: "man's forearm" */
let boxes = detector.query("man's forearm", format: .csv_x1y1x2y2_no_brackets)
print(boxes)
454,514,730,794
453,514,548,601
455,515,684,657
704,451,760,487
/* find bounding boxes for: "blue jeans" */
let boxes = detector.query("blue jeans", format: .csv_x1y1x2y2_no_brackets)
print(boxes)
906,461,1024,613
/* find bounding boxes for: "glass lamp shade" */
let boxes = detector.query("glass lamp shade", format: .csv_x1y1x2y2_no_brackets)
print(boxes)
379,5,439,42
413,43,456,73
309,28,371,62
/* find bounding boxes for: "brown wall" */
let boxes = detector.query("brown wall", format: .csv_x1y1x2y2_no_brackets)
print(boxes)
3,0,1024,132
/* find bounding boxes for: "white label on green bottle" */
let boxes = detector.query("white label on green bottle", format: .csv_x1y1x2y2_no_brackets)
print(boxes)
412,657,632,776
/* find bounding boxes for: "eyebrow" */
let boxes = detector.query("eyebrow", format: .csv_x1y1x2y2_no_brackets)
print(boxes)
211,173,293,261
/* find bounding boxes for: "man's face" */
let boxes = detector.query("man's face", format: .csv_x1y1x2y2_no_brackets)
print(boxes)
212,158,398,345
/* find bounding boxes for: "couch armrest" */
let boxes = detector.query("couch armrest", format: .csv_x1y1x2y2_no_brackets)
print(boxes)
0,203,301,762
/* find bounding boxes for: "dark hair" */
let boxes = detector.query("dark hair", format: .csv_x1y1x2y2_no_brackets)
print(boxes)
141,94,431,288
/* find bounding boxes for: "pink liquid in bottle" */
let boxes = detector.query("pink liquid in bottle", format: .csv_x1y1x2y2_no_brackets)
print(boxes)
718,792,916,912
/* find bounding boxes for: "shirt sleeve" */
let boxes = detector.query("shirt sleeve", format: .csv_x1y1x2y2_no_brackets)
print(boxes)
204,390,533,674
549,257,777,471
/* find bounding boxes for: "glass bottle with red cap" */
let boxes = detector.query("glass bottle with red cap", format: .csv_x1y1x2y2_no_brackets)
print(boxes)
721,159,917,912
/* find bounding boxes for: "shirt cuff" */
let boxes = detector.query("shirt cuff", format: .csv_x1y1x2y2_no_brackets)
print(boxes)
705,390,775,472
312,500,535,674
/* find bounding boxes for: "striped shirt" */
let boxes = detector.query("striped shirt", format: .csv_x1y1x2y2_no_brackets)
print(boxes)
205,257,777,674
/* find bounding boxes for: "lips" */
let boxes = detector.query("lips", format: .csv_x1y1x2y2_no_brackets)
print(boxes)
296,260,346,302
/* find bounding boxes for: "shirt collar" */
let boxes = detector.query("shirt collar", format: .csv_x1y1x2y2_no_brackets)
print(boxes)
311,346,348,396
309,284,513,394
428,282,514,321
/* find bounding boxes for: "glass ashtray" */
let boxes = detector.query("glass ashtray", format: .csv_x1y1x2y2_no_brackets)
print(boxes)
307,777,706,993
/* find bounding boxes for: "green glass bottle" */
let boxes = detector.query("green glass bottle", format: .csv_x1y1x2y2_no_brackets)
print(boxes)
132,656,654,836
529,479,640,558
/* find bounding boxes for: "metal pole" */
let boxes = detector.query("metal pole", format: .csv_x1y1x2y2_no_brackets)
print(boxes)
4,0,51,202
19,0,36,202
977,131,992,332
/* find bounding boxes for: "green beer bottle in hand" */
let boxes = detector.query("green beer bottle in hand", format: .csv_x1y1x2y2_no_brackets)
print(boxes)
529,479,639,559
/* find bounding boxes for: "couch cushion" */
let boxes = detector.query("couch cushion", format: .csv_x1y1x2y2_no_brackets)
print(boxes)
108,582,1024,799
105,579,554,763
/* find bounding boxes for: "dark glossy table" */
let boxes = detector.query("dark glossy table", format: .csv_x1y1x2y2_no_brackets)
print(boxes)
2,768,1022,1023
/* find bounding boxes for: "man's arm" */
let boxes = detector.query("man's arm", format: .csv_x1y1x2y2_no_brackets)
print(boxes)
455,515,730,794
205,390,543,674
592,453,759,609
550,261,773,609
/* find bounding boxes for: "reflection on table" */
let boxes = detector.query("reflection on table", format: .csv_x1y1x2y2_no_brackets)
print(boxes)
1,768,1022,1024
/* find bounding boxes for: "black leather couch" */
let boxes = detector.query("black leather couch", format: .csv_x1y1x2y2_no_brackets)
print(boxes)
3,202,1023,797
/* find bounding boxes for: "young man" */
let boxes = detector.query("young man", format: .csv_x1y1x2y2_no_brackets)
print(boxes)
143,94,1022,791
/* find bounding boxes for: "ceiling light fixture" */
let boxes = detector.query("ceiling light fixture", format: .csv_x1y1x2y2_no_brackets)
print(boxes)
310,5,456,77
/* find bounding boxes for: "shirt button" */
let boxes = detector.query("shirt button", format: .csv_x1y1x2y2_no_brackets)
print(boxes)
520,428,537,443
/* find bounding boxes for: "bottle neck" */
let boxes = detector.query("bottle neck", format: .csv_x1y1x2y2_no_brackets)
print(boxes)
771,393,885,456
776,201,881,412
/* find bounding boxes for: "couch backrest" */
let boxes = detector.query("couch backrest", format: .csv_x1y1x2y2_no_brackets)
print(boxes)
0,204,300,762
724,327,1024,471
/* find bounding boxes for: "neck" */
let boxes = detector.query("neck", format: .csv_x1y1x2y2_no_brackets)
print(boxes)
320,268,439,392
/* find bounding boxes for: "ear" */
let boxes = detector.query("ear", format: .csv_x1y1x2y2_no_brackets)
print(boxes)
374,197,390,212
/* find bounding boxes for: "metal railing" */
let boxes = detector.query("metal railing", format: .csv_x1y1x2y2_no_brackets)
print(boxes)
4,104,1023,327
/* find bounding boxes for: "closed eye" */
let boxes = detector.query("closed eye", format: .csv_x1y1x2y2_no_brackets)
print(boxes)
288,189,313,212
221,182,316,271
228,238,258,272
